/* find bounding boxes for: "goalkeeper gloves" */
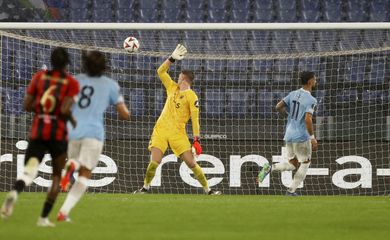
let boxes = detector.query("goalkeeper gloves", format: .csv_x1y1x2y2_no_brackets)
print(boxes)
169,44,187,62
192,137,202,156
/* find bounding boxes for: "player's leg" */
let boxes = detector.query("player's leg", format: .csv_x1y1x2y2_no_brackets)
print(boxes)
134,128,168,193
1,140,45,219
58,139,102,221
287,141,312,195
37,141,67,227
60,140,82,191
172,134,221,195
258,143,297,183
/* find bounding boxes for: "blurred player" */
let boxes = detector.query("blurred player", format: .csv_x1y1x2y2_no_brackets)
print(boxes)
57,51,130,222
134,44,221,195
258,71,318,196
1,47,80,226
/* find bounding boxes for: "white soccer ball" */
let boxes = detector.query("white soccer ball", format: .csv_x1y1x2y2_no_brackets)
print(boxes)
123,36,140,53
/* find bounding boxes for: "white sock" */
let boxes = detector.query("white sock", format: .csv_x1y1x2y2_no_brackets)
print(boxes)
59,176,88,215
272,162,295,172
289,162,310,193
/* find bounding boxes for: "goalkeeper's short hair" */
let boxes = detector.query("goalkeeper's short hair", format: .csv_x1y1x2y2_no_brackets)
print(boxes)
181,69,194,84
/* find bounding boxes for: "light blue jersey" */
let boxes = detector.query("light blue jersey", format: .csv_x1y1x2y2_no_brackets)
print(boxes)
283,88,317,143
68,74,124,141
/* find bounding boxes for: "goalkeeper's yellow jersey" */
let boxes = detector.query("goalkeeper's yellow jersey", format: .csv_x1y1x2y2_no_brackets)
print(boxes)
155,62,200,136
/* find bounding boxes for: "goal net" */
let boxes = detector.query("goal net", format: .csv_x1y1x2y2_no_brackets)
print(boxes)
0,23,389,195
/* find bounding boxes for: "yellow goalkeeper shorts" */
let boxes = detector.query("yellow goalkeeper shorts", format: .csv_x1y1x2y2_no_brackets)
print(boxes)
148,127,191,157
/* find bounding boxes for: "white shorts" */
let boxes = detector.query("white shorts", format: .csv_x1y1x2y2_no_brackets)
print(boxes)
68,138,103,170
286,140,312,163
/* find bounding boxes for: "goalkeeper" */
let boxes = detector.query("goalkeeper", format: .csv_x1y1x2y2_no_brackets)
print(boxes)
134,44,221,195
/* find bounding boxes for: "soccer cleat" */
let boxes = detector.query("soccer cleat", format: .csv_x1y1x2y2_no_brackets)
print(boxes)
37,217,56,227
133,187,149,194
286,191,300,197
208,189,222,195
258,163,272,183
60,162,75,192
1,190,17,219
57,211,71,222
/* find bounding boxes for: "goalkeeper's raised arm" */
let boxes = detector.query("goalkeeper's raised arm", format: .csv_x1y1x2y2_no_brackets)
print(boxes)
157,44,187,90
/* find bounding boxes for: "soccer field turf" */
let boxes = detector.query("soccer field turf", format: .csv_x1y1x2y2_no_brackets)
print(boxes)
0,193,389,240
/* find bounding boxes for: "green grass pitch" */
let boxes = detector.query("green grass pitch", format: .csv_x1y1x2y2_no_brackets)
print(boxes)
0,193,389,240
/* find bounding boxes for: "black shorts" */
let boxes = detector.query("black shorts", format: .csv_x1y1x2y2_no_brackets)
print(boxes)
25,139,68,164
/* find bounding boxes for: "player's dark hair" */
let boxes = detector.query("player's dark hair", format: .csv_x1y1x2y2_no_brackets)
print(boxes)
300,71,315,85
82,50,106,77
51,47,70,70
181,69,195,84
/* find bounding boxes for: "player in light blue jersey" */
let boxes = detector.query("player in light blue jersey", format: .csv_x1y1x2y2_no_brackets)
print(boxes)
258,71,318,196
57,51,130,222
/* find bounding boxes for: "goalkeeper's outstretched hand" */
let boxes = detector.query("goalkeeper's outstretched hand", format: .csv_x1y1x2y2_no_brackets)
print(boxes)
192,137,202,156
170,44,187,62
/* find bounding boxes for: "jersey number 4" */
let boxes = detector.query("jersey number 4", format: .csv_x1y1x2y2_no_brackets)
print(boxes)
79,86,95,109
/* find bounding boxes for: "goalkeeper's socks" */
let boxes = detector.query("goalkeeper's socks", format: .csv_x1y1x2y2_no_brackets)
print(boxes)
59,176,88,215
144,160,159,187
272,162,296,172
191,164,209,192
289,162,310,192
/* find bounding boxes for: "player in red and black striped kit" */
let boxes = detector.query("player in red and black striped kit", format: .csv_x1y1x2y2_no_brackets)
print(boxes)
1,47,80,227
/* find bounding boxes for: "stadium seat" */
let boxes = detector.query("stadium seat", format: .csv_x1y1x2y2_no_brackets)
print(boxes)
298,58,321,72
208,9,228,22
253,8,274,22
278,0,296,10
226,60,249,72
153,89,165,117
301,9,320,22
116,9,138,22
253,60,273,72
139,9,158,23
363,30,383,48
204,59,226,72
92,8,114,22
315,30,337,51
186,0,204,9
314,90,327,116
181,59,202,72
231,0,250,10
274,59,296,72
204,89,225,117
116,0,136,9
228,31,248,42
209,0,229,10
300,0,320,10
204,72,224,82
338,31,362,51
163,0,183,9
323,0,342,22
255,0,273,10
272,73,292,83
14,51,33,82
277,9,297,22
110,54,133,71
230,10,249,22
249,72,269,83
343,60,366,82
184,9,205,22
69,0,87,9
295,31,315,52
369,11,389,22
363,90,389,105
258,91,273,118
93,0,111,9
161,9,183,22
271,31,294,53
206,31,226,46
139,0,158,10
69,8,89,22
225,72,247,82
368,58,386,83
130,88,146,117
2,88,24,115
370,0,390,13
226,89,255,118
336,90,358,103
2,49,13,81
226,41,248,54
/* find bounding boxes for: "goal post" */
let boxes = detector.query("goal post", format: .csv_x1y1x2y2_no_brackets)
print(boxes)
0,22,389,195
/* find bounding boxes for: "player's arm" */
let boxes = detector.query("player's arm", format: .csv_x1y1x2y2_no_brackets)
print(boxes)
62,78,80,128
24,72,41,112
189,93,202,155
23,94,35,112
116,102,130,120
275,100,288,117
305,113,318,151
157,44,187,90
